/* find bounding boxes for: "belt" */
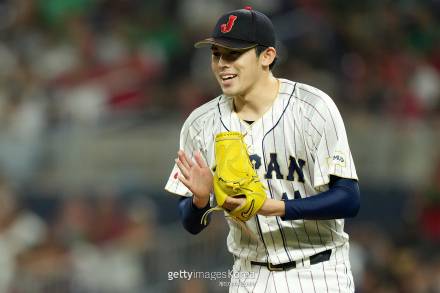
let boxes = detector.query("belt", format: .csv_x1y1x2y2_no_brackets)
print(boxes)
250,249,332,271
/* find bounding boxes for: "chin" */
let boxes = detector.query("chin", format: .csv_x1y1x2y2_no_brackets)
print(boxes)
221,89,233,96
221,86,239,97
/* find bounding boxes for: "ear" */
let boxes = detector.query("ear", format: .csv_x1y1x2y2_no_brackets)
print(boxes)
260,47,277,68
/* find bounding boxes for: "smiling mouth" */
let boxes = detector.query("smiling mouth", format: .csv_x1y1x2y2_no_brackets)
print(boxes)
221,74,237,81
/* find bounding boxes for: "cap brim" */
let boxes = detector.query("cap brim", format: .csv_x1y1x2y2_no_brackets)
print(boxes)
194,37,258,50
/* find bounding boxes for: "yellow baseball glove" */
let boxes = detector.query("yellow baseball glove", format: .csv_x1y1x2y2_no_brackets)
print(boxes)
201,132,266,225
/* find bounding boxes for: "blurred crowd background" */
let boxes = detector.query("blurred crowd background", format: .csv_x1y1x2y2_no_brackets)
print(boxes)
0,0,439,292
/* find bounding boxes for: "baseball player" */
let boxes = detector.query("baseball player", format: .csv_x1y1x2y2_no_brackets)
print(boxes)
165,7,360,293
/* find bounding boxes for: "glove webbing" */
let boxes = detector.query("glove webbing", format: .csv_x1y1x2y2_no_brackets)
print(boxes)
200,205,258,241
201,206,223,226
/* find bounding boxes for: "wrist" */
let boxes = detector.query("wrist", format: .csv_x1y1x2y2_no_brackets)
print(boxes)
192,195,210,209
260,198,285,217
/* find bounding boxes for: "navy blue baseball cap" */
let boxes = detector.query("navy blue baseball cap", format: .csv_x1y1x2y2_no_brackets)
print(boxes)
194,6,276,50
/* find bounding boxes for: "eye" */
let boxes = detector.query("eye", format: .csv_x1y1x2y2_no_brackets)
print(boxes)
212,51,221,58
223,51,243,61
226,51,241,59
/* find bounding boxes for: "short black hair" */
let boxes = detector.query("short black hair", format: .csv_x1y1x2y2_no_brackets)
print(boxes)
255,45,277,70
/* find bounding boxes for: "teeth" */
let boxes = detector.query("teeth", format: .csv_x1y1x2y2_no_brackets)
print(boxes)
221,74,236,80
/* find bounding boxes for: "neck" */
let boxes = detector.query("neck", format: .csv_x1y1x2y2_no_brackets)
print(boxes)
233,73,279,121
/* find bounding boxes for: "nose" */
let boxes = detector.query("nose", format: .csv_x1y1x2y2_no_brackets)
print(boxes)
217,55,229,68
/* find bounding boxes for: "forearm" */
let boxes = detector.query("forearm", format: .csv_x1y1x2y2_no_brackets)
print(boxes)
258,198,286,216
282,178,360,221
178,196,211,234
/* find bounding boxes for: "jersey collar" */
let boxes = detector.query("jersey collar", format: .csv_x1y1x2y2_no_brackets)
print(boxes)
218,79,296,133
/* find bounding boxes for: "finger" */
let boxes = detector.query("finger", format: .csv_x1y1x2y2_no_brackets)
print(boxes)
175,159,190,178
178,150,193,169
178,175,191,189
194,151,208,168
222,199,236,210
178,152,191,170
222,203,233,212
225,196,246,210
225,197,243,205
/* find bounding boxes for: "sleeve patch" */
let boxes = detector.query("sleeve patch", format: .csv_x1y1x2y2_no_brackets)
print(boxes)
328,151,346,168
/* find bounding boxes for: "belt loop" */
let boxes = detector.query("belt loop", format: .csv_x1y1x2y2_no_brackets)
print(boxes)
267,262,284,271
302,258,311,268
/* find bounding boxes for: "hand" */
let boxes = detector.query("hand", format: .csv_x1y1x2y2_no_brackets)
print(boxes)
222,196,246,212
175,150,213,208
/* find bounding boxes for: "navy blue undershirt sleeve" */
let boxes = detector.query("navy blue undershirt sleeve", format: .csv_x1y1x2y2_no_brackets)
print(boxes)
178,196,211,234
282,176,360,221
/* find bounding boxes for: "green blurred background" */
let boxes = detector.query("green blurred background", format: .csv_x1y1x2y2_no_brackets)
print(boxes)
0,0,439,292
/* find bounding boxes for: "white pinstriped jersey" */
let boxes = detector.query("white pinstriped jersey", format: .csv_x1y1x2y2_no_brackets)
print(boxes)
165,79,358,265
